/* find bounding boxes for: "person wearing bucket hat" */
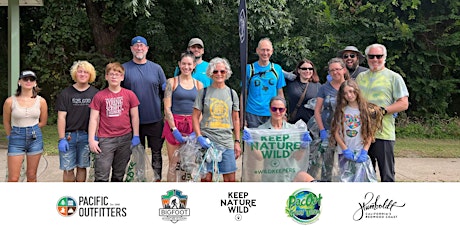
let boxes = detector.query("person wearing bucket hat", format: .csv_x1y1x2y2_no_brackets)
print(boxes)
337,45,368,80
122,36,167,181
174,37,212,88
3,70,48,182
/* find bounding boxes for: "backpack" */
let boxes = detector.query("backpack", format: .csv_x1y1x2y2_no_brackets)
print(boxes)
248,62,279,88
201,87,234,109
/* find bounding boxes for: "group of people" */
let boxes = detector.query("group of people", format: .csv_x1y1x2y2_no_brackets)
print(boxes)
2,35,408,183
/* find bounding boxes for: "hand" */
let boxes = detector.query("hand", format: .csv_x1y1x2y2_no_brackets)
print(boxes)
172,128,185,143
131,135,141,146
6,135,9,141
342,149,355,161
326,75,332,82
300,131,312,148
197,136,211,149
242,129,253,144
58,138,69,152
356,149,369,163
320,129,328,141
188,132,196,140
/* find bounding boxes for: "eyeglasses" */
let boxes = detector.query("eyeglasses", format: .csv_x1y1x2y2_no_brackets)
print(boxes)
299,67,314,71
343,54,356,59
21,77,36,82
270,107,286,113
108,73,123,77
328,68,343,73
212,70,227,74
367,54,384,59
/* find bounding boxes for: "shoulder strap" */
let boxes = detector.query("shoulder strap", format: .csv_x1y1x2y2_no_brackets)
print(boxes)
172,77,178,92
201,87,207,108
270,62,279,79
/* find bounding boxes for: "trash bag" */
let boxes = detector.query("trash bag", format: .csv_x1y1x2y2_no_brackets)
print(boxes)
338,153,377,182
87,152,96,182
173,138,203,182
124,144,160,182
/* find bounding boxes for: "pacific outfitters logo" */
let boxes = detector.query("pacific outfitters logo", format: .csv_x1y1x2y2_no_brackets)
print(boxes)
159,189,190,223
285,189,322,224
56,196,127,218
353,192,406,221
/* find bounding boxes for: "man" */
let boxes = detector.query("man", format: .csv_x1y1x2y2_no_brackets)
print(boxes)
122,36,167,181
244,38,286,128
174,37,212,87
337,45,368,80
356,43,409,182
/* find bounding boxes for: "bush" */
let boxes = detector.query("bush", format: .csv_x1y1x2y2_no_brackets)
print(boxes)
396,114,460,139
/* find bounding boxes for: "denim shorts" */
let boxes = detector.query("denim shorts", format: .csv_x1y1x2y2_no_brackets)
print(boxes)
59,130,91,170
7,124,43,156
206,148,237,174
246,112,270,128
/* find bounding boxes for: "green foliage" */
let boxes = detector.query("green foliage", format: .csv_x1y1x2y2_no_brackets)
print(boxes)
396,114,460,139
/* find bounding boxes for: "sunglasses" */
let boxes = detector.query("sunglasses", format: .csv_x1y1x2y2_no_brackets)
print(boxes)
212,70,227,74
343,54,356,59
299,67,314,71
367,54,384,59
21,77,36,82
270,107,286,113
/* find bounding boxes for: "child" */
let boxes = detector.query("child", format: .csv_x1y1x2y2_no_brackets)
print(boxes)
88,62,140,182
330,80,382,182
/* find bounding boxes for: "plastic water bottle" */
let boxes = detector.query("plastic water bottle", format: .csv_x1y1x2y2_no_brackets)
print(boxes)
321,139,329,149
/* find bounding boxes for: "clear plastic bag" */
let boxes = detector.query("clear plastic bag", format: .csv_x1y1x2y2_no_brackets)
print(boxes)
338,153,377,182
124,144,160,182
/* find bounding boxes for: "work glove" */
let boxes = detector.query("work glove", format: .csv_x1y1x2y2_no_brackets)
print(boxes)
94,136,99,141
58,138,69,152
197,136,211,149
242,129,253,145
172,128,185,143
342,148,355,161
6,135,10,141
326,74,332,82
319,129,328,141
300,131,312,148
131,135,141,146
356,149,369,163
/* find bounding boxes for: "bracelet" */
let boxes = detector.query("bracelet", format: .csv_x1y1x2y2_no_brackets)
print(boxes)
234,139,241,143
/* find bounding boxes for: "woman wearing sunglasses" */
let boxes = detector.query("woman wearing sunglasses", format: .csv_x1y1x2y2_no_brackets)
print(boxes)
285,59,321,124
3,70,48,182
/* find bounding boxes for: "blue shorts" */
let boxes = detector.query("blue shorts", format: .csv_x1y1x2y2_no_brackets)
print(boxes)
59,130,91,170
7,125,43,156
206,148,237,174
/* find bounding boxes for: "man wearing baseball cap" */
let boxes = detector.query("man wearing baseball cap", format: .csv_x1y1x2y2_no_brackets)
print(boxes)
337,45,368,80
174,37,212,88
122,36,167,181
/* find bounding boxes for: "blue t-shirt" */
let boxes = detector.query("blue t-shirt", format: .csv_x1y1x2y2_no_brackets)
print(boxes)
245,61,286,116
122,60,167,124
317,81,337,130
174,61,212,88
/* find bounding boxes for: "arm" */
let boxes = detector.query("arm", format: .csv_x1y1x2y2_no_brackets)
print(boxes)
38,97,48,128
232,110,241,159
2,97,12,136
163,78,176,129
334,128,347,150
314,97,325,130
192,108,203,137
130,106,140,136
88,108,101,153
277,88,284,98
385,96,409,114
57,111,67,139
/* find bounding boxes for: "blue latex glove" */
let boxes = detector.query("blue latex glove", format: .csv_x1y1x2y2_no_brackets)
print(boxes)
300,131,312,148
342,149,355,161
326,74,332,82
197,136,211,149
131,135,141,146
393,112,398,118
242,129,253,144
356,149,369,163
319,129,328,141
188,132,196,140
6,135,9,140
172,128,185,143
94,136,99,141
58,138,69,152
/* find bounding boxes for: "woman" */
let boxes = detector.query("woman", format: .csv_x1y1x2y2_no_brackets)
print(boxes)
312,57,349,181
192,57,241,182
242,96,313,182
3,70,48,182
285,59,321,124
163,51,203,182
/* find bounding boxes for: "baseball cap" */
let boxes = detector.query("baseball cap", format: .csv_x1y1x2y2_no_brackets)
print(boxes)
19,70,37,80
131,36,148,46
188,38,204,48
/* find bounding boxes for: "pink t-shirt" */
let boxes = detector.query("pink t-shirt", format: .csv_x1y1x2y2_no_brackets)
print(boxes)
89,88,140,137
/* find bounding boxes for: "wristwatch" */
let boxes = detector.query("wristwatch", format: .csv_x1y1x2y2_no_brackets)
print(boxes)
380,107,387,115
234,140,241,143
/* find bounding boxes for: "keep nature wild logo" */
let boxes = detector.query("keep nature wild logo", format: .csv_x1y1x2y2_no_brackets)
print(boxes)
285,189,322,224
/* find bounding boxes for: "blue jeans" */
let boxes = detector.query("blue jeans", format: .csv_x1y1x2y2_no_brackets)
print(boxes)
8,124,43,156
59,130,90,170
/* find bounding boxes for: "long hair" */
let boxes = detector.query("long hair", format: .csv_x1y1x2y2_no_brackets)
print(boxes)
330,80,382,146
70,60,97,83
292,59,320,83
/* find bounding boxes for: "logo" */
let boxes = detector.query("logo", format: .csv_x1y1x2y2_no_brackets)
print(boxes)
353,192,406,221
159,189,190,223
285,189,322,224
220,192,257,221
57,196,77,217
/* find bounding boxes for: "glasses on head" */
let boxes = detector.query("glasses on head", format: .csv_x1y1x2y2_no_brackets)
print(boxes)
343,54,356,59
299,67,314,71
108,72,123,77
367,54,384,59
270,107,286,113
21,77,36,82
212,70,227,75
328,67,343,73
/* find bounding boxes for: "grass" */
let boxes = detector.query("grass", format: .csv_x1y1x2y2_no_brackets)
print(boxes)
1,123,459,158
